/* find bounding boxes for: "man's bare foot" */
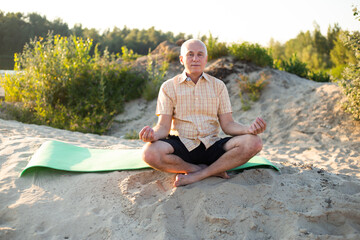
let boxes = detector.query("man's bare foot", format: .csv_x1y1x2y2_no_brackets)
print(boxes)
198,164,230,179
174,173,200,187
174,167,230,187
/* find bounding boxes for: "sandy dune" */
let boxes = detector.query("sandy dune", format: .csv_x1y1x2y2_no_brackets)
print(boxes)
1,58,360,239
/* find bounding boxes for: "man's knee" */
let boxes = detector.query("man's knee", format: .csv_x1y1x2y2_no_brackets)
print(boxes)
252,135,263,153
141,143,159,166
142,141,172,166
231,134,263,154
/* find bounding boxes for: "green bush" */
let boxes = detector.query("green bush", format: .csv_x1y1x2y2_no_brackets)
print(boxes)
330,64,346,80
142,53,168,101
308,70,331,82
238,73,269,111
0,101,37,123
206,33,228,61
275,54,330,82
339,31,360,120
0,34,146,134
121,46,140,61
228,42,273,67
276,54,309,78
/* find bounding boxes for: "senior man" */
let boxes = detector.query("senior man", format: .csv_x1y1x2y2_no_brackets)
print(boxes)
139,39,266,187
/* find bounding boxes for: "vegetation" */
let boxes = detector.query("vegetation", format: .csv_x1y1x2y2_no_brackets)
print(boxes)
237,73,269,111
0,11,192,69
0,10,354,83
205,33,228,61
124,129,140,140
142,53,169,101
0,8,359,136
338,7,360,120
274,54,331,82
269,23,356,82
120,46,140,62
0,34,146,134
229,42,273,67
274,54,309,79
0,12,70,69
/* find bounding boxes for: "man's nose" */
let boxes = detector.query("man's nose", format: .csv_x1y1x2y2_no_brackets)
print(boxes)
192,55,199,61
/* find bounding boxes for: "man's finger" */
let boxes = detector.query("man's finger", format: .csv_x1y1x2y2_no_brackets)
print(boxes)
144,129,151,139
249,124,256,134
139,130,148,140
256,119,265,130
146,128,155,141
139,126,149,135
139,126,153,141
255,118,266,132
139,128,146,139
148,131,154,142
257,117,266,130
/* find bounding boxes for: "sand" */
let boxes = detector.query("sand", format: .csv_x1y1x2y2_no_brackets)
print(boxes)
1,58,360,239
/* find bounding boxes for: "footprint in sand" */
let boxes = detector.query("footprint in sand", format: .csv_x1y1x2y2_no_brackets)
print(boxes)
119,170,173,206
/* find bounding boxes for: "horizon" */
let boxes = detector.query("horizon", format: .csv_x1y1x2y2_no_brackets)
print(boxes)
1,0,359,46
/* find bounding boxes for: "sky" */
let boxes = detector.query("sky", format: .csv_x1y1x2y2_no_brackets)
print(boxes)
1,0,359,46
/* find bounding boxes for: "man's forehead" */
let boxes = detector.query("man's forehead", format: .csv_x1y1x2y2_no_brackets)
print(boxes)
184,43,206,53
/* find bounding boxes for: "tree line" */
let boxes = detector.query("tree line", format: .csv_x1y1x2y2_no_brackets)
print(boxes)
0,11,192,69
0,10,358,81
269,23,357,79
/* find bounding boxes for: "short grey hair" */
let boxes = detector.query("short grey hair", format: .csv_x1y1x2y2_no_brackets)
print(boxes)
180,39,208,57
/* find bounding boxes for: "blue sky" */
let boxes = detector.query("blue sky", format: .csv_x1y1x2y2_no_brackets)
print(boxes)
2,0,359,46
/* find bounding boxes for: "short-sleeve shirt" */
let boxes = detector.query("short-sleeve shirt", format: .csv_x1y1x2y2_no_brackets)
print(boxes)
156,71,232,151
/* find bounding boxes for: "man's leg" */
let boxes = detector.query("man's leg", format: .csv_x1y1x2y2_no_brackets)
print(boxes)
142,141,202,174
174,134,263,187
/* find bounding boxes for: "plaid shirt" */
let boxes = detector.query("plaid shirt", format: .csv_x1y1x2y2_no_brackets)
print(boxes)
156,71,232,151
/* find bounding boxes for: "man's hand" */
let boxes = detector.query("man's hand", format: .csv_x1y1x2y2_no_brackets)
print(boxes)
248,117,266,135
139,126,157,142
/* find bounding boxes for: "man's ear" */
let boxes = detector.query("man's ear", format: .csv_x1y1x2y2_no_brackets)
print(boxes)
179,55,184,65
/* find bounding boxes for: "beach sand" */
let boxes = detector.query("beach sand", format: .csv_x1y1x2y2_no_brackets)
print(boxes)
1,60,360,239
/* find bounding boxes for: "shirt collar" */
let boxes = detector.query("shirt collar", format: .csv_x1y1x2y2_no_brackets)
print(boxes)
180,71,210,83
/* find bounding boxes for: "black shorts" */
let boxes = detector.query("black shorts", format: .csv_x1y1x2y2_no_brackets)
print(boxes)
159,135,232,165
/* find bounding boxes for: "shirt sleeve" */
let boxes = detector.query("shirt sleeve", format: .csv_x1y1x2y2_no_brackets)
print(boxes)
218,81,232,115
156,81,174,116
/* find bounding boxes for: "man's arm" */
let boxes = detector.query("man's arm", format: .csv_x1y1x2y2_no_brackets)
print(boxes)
139,114,172,142
219,113,266,136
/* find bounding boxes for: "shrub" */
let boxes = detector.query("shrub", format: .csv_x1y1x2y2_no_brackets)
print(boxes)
0,34,146,134
124,129,139,139
330,64,346,80
164,51,179,62
308,70,331,82
121,46,140,61
276,54,309,78
0,101,38,123
237,73,269,111
142,53,169,101
206,33,228,61
275,54,330,82
339,31,360,120
228,42,273,67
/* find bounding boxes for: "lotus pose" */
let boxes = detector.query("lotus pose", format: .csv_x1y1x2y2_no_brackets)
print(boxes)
139,39,266,187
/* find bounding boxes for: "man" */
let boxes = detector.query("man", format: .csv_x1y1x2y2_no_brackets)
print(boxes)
139,39,266,187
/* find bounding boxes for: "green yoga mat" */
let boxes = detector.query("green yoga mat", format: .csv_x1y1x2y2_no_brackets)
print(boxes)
20,140,279,176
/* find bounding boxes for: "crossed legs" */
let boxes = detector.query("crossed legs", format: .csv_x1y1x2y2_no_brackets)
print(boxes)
141,134,263,187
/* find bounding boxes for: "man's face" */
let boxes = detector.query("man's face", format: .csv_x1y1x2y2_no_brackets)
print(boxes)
180,42,208,76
